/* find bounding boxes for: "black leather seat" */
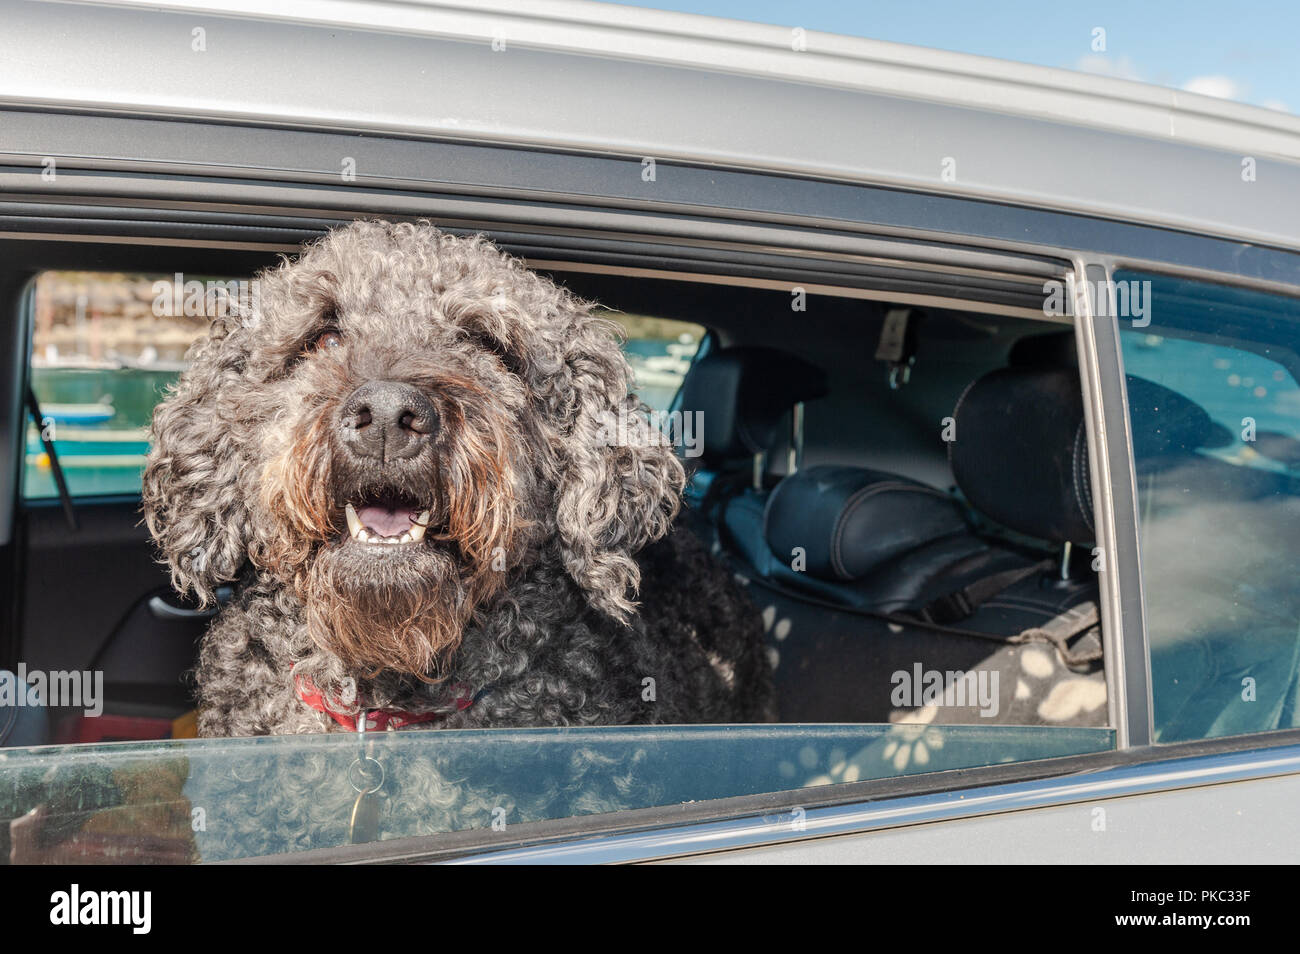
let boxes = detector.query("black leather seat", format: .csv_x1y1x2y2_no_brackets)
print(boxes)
726,361,1099,619
732,362,1109,725
727,465,1028,613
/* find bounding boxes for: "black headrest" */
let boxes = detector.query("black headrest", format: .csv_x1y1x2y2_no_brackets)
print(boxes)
949,367,1095,544
764,466,968,581
677,347,827,467
950,366,1231,543
1009,331,1077,368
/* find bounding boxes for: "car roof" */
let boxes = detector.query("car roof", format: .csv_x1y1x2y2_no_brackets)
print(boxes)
4,0,1300,250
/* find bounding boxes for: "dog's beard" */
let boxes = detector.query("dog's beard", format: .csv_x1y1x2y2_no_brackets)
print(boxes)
303,542,477,677
254,373,524,678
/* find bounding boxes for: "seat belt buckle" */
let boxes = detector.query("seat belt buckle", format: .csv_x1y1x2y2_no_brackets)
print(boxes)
874,307,918,390
922,590,973,625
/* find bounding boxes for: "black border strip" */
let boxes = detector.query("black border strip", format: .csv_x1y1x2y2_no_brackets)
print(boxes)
1,109,1299,284
1086,262,1155,746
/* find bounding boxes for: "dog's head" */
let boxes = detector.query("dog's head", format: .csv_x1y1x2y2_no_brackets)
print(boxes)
143,221,683,677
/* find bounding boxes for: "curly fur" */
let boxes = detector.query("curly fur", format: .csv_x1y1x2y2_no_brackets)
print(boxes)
143,220,773,742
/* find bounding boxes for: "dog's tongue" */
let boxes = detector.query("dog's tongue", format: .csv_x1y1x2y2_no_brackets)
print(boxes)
357,503,416,537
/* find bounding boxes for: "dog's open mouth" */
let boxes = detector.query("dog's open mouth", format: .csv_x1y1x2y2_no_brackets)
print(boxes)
343,492,433,546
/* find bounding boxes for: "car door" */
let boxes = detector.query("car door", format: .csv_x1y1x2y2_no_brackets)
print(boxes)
1,107,1128,865
4,1,1300,869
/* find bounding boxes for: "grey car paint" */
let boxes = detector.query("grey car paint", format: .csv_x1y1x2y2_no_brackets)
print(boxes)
446,742,1300,863
677,775,1300,864
2,0,1300,250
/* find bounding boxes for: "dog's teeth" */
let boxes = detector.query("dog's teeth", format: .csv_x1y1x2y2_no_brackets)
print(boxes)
346,506,428,545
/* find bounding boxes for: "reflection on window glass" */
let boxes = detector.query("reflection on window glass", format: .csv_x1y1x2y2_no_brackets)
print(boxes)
0,724,1111,862
1117,270,1300,742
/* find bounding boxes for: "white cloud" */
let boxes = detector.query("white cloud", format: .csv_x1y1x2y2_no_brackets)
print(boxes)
1181,75,1247,100
1069,59,1289,115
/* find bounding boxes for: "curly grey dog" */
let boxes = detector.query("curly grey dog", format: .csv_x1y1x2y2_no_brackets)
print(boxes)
143,220,772,739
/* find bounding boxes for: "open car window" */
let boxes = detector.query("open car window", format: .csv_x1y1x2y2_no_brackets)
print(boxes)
3,253,1123,862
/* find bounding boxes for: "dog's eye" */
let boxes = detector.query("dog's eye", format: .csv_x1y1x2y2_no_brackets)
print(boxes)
307,329,344,353
466,328,524,376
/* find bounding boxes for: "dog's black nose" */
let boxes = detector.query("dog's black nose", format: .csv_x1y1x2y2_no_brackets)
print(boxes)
340,381,438,460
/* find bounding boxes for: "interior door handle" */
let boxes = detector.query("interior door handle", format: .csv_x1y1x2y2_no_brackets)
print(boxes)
147,586,233,621
147,597,215,621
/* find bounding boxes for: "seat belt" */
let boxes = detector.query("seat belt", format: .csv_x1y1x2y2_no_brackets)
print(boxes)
1010,600,1103,668
741,569,1102,668
911,558,1055,625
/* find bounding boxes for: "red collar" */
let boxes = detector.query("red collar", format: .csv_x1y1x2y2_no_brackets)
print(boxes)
294,672,480,732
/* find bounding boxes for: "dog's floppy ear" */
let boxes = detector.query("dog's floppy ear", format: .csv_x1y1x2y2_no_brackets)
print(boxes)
540,309,685,620
142,317,252,606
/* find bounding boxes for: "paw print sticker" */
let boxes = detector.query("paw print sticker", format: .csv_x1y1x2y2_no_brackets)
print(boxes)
879,707,946,772
1014,646,1106,723
760,605,793,671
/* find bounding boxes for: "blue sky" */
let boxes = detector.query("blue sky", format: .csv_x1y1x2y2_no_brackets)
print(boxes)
609,0,1297,114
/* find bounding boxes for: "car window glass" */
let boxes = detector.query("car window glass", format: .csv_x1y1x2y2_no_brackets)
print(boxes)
1116,270,1300,742
0,724,1112,862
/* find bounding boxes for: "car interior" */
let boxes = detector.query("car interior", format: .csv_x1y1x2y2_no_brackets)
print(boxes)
662,285,1107,727
7,226,1286,747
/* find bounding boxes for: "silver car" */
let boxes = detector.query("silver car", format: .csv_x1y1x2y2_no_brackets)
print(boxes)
0,0,1298,873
